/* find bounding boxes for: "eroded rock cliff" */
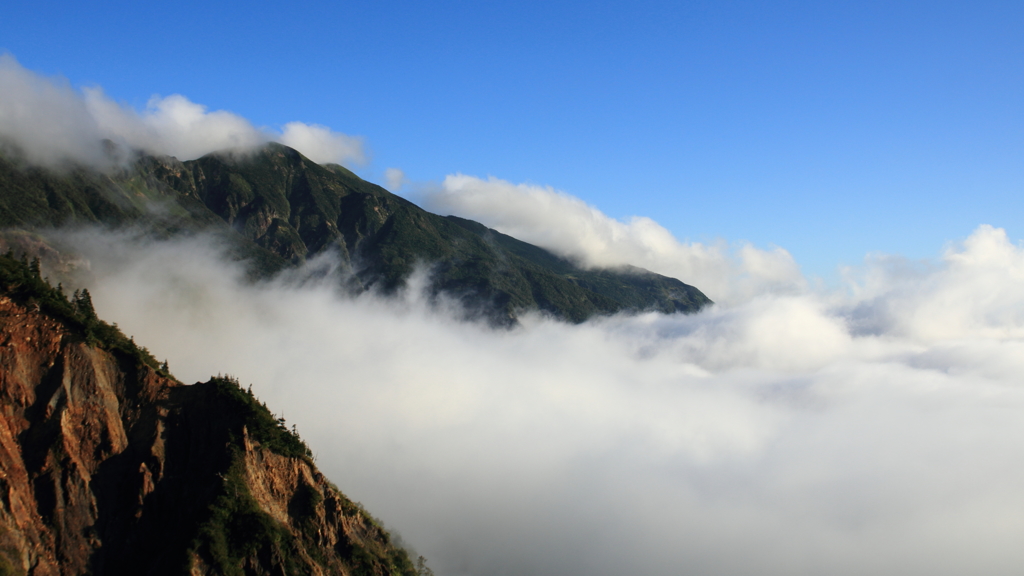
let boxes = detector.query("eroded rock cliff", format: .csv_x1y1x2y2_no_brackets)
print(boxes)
0,254,418,575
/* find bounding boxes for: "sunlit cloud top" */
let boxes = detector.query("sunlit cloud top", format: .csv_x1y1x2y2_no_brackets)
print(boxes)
54,221,1024,576
0,54,365,167
426,174,805,304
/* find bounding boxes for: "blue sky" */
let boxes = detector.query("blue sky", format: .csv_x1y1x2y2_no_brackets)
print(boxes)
2,0,1022,279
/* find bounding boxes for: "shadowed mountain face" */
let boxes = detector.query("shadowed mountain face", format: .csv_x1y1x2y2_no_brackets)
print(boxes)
0,143,711,322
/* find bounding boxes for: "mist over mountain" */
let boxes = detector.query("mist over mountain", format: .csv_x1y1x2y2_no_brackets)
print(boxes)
0,141,710,323
0,252,422,575
69,222,1024,576
0,54,365,169
425,174,806,305
3,56,1024,576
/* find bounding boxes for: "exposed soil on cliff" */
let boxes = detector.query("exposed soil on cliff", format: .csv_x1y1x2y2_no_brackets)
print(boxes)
0,253,419,575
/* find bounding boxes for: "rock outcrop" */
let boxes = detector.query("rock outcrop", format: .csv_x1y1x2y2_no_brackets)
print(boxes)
0,254,418,575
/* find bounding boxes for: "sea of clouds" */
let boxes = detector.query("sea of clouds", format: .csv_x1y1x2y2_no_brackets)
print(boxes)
5,54,1024,576
60,222,1024,576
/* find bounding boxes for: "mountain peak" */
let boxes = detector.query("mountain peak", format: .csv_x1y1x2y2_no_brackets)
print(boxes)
0,145,711,323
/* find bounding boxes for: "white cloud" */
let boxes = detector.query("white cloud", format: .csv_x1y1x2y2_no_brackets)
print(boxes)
0,55,364,167
0,54,111,167
425,174,806,305
279,121,366,166
83,89,268,161
384,167,407,191
840,225,1024,341
53,223,1024,576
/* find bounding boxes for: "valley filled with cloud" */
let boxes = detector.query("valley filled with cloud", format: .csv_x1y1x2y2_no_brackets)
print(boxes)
55,220,1024,576
4,52,1024,576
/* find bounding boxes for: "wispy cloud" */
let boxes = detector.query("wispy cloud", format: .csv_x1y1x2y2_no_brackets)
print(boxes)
384,167,407,191
279,122,366,166
425,174,805,304
54,223,1024,576
0,55,365,167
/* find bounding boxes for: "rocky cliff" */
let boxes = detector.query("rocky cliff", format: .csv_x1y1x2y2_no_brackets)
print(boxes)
0,253,419,575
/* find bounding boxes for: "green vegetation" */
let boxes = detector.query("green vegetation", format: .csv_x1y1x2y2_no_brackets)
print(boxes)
192,456,308,576
204,376,312,460
0,248,421,575
0,250,162,371
1,143,711,324
192,377,417,575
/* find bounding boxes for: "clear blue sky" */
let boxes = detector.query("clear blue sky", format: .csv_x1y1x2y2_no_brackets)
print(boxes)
2,1,1022,279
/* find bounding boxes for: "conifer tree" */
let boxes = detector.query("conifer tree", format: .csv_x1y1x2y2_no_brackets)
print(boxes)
74,288,97,321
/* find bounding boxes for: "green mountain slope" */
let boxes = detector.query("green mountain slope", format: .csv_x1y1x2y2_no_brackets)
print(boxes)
0,143,711,322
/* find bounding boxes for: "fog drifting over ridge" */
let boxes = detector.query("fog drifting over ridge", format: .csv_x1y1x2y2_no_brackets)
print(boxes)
60,222,1024,576
0,55,365,167
426,174,806,305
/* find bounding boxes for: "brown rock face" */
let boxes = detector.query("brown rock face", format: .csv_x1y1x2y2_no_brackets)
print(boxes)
0,294,417,575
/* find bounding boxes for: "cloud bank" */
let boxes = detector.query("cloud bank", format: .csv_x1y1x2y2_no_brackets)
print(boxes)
425,174,805,305
54,223,1024,576
0,55,365,167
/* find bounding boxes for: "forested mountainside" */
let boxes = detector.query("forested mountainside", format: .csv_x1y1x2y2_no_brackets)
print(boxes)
0,253,421,575
0,143,710,323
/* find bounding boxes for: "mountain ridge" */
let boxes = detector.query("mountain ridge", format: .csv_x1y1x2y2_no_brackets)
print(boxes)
0,143,711,323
